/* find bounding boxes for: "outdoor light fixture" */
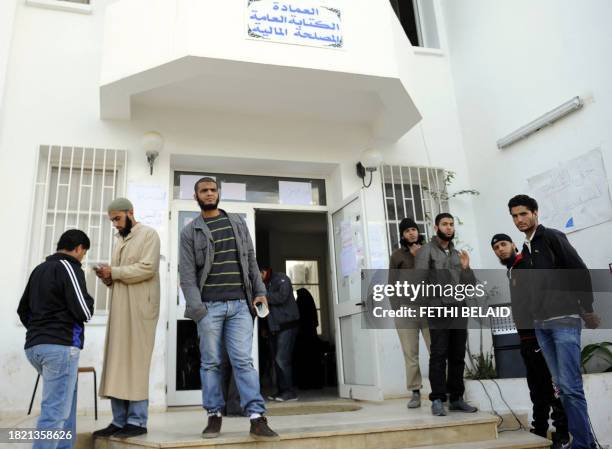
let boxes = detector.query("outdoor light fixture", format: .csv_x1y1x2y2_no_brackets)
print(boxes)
356,148,383,188
142,131,164,175
497,96,584,149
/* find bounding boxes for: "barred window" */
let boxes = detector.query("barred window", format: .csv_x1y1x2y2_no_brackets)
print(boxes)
29,146,127,313
381,165,449,253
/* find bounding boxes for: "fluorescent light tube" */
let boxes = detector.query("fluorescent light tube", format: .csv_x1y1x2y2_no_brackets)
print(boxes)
497,96,584,149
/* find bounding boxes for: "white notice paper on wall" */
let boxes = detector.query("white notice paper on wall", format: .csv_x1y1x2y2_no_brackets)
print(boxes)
127,183,168,233
340,220,357,277
180,175,217,200
527,148,612,233
221,182,247,201
278,181,312,205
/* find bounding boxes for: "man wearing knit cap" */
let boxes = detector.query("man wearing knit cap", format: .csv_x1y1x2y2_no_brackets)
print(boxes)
92,198,161,439
389,218,430,409
491,233,569,449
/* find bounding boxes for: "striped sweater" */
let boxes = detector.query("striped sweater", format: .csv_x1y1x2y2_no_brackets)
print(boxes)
201,212,246,301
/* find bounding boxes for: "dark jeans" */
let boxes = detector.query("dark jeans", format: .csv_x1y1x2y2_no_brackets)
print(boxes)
520,337,568,438
536,317,596,449
428,323,467,402
270,327,298,395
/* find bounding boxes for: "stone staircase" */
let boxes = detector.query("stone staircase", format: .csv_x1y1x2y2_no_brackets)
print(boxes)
85,400,550,449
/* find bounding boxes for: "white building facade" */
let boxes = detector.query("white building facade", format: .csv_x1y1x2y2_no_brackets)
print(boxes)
0,0,610,422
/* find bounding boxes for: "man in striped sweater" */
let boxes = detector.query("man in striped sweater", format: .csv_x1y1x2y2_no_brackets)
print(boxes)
180,177,278,440
18,229,95,449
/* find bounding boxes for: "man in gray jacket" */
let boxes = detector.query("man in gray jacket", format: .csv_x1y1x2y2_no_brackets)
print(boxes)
179,177,278,440
414,213,478,417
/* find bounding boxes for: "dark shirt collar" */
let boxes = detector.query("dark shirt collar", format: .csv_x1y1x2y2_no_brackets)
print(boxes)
47,252,82,266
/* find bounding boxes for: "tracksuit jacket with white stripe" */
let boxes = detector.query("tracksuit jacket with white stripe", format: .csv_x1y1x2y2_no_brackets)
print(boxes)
18,253,94,349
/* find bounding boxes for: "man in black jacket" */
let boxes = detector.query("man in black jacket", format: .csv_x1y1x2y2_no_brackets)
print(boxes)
17,229,95,449
260,268,300,402
508,195,599,449
491,233,569,449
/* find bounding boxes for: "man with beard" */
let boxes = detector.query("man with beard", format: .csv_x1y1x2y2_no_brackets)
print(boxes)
508,195,599,449
414,213,477,416
491,234,569,449
92,198,160,439
179,177,278,440
388,218,431,409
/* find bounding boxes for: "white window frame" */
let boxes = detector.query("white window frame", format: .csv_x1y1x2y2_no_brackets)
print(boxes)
25,0,93,15
285,257,324,335
27,145,127,325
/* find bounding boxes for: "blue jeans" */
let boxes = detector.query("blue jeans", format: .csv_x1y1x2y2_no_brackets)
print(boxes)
535,317,596,449
270,327,298,395
25,344,80,449
110,398,149,428
196,299,265,415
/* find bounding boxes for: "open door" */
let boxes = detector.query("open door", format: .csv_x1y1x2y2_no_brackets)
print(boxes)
167,201,258,406
329,190,389,401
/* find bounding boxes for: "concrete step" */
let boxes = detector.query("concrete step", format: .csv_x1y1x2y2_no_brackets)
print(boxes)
401,431,551,449
92,412,500,449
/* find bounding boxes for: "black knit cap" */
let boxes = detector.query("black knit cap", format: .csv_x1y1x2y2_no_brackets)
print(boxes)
490,233,513,247
399,217,420,235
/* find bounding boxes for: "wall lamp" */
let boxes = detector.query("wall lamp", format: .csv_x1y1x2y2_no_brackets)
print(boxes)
142,131,164,175
496,96,584,149
356,148,383,188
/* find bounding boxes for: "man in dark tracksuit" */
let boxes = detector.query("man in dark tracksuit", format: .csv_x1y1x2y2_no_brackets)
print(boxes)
261,268,300,402
17,229,95,449
491,233,569,449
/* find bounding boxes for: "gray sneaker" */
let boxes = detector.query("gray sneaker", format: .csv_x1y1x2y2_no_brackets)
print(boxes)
407,391,421,409
431,399,447,416
449,398,478,413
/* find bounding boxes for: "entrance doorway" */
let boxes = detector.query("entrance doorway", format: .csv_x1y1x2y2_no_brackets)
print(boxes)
255,210,337,402
166,203,333,406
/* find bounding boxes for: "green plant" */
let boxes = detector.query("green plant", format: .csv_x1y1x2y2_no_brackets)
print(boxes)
581,341,612,374
465,351,496,380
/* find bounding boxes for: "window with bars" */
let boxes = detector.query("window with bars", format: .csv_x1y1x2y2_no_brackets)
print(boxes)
29,146,127,314
381,165,449,253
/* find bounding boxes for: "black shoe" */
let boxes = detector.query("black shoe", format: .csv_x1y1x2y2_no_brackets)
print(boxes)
250,416,279,440
202,415,222,439
551,432,571,449
114,424,147,438
530,428,548,438
275,391,298,402
92,423,122,438
449,398,478,413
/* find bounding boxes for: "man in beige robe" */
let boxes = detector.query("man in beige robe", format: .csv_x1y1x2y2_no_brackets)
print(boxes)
92,198,160,439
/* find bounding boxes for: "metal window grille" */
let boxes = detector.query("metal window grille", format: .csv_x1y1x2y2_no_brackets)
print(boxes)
29,146,127,313
380,165,449,253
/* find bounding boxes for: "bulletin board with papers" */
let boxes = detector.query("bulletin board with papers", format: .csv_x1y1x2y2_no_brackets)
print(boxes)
527,148,612,233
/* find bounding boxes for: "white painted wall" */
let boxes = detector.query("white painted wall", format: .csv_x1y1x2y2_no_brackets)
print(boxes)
101,0,399,86
466,374,612,445
0,0,17,130
442,0,612,270
0,0,481,415
441,0,612,352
